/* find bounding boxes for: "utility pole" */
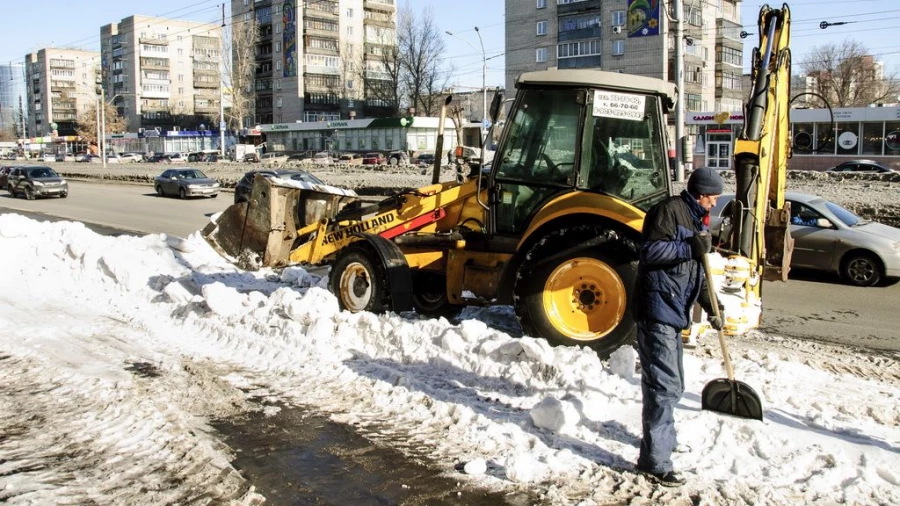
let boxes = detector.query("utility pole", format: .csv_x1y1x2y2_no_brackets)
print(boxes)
219,3,226,158
100,86,107,169
674,0,686,182
474,27,487,147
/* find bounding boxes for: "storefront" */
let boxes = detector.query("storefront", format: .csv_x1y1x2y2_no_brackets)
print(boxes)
259,117,459,156
105,129,235,155
687,106,900,170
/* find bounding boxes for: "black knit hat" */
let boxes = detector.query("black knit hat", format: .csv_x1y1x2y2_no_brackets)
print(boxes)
687,167,724,195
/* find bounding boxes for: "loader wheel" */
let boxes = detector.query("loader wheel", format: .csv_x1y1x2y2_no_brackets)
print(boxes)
329,247,389,313
411,271,462,319
515,229,636,358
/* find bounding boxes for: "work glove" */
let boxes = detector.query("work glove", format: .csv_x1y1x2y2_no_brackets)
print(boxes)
690,232,712,259
708,302,725,331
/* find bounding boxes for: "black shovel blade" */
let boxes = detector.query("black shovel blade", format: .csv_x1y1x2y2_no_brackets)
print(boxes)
701,378,764,420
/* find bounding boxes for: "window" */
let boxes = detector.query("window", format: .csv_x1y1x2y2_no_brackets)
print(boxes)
559,13,601,32
276,42,282,52
612,10,626,26
686,93,702,111
347,26,353,36
277,97,282,108
536,47,548,62
537,21,547,36
557,39,601,58
612,40,624,56
537,0,546,7
346,8,353,16
276,61,282,70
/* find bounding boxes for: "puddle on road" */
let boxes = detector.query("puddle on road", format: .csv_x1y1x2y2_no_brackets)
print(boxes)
213,403,539,506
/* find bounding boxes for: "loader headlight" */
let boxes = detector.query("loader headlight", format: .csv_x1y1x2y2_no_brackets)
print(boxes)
32,180,44,186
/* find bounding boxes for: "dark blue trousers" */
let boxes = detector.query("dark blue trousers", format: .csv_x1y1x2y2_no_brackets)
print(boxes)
636,319,685,474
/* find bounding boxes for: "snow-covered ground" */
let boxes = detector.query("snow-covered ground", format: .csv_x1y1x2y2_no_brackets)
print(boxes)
1,213,899,505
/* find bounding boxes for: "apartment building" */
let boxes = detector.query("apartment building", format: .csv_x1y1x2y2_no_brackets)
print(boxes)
231,0,398,127
506,0,744,166
24,49,100,138
100,15,223,132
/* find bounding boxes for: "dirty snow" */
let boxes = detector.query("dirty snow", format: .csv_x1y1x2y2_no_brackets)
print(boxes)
1,213,899,505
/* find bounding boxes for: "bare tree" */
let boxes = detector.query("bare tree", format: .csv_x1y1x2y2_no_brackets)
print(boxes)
75,101,128,145
397,5,450,115
799,40,900,107
225,15,258,130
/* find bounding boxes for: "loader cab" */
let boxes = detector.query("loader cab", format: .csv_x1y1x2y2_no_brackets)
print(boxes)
487,70,673,239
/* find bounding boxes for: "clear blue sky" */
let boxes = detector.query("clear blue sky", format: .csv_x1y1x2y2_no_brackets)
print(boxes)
2,0,898,89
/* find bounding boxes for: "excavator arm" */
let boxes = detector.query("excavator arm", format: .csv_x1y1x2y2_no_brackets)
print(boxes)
726,4,794,298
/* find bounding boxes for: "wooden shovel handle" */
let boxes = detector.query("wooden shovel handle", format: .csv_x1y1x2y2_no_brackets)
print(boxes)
702,253,735,380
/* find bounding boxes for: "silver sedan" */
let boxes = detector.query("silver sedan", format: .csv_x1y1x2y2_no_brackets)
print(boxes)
710,191,900,286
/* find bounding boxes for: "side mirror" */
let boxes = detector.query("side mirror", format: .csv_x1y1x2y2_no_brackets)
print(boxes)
489,89,504,122
816,218,832,229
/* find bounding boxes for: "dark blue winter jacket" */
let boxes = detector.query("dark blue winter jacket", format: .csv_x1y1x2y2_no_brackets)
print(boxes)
633,190,711,330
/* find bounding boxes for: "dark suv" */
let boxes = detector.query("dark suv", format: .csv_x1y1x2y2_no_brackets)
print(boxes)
6,165,69,199
234,169,326,204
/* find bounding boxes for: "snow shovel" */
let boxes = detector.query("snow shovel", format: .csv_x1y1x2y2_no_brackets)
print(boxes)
700,254,764,421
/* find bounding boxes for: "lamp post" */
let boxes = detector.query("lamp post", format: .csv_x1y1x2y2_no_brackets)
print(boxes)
446,28,487,147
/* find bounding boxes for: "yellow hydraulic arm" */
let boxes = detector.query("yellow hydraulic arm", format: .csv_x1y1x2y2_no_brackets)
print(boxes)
728,3,794,297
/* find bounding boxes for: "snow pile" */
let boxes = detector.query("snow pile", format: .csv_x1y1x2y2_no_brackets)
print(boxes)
1,214,899,505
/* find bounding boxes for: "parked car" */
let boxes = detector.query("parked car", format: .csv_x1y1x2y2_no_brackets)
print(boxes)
338,153,363,164
415,153,435,167
388,151,409,166
153,168,220,199
361,152,385,165
202,153,222,163
311,152,332,165
260,152,290,164
0,165,16,188
55,153,76,162
242,152,261,163
74,153,91,162
710,191,900,286
40,153,57,163
187,151,216,162
825,160,896,173
6,165,69,199
234,169,326,204
118,152,143,163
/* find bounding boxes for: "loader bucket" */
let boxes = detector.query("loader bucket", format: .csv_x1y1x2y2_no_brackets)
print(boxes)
202,174,357,269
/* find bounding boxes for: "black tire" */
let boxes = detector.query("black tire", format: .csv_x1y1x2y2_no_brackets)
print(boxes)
179,187,187,200
60,193,68,199
155,185,164,197
7,184,14,196
210,193,218,199
329,246,389,313
840,251,882,287
411,271,463,319
514,227,637,358
24,186,35,200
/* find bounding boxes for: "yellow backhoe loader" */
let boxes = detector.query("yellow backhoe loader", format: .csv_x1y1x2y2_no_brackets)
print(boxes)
205,69,677,357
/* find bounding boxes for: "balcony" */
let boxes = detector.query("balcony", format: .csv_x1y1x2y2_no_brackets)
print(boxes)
139,36,168,46
306,0,338,17
141,58,170,70
194,105,218,114
557,0,601,15
364,0,395,12
193,79,220,89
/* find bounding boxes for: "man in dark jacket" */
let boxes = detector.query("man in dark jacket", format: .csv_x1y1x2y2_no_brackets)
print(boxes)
634,167,724,486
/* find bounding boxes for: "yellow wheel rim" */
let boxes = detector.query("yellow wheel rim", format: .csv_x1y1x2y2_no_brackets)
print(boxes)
542,257,626,341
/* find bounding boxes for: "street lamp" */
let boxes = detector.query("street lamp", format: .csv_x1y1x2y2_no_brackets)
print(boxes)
446,28,487,147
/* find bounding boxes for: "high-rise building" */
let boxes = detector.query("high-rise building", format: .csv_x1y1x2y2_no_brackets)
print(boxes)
24,48,100,138
0,63,27,138
505,0,744,167
100,15,223,132
230,0,398,127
